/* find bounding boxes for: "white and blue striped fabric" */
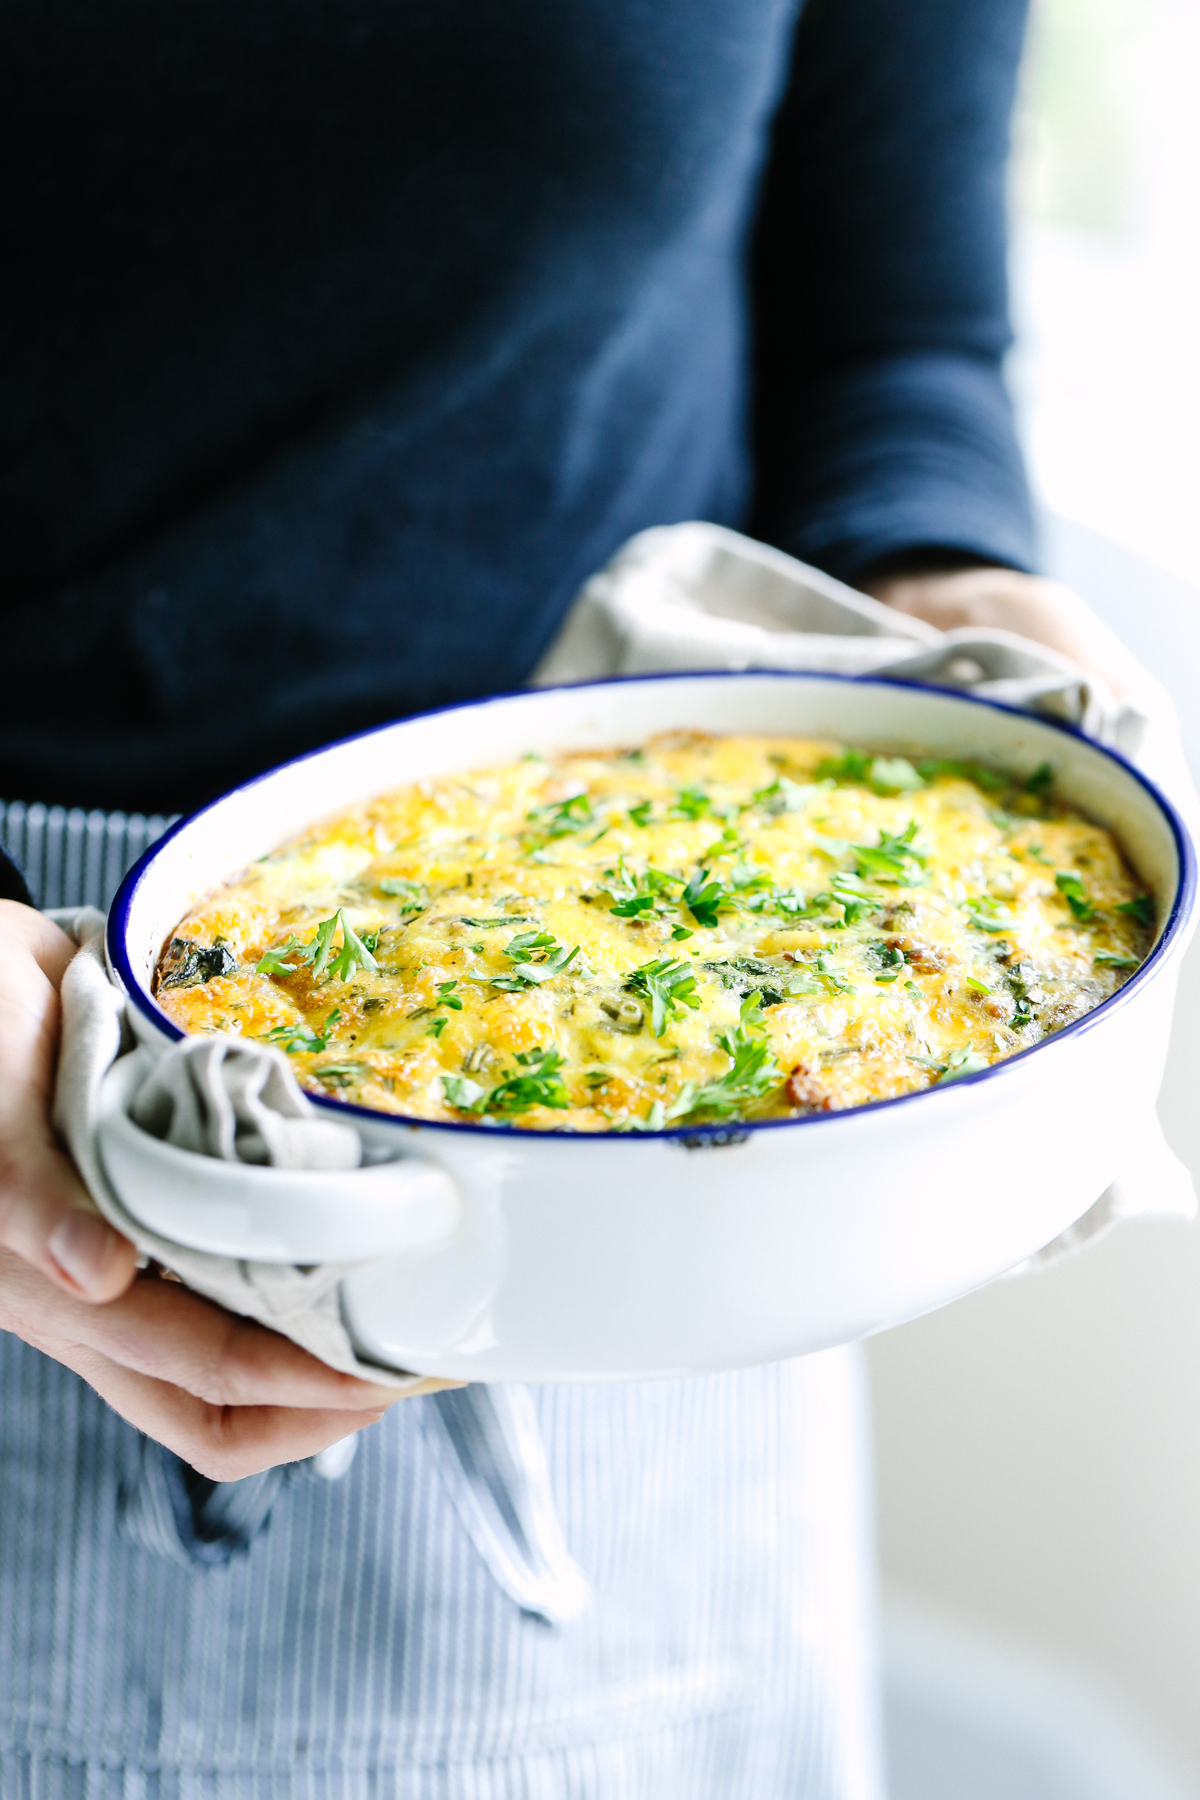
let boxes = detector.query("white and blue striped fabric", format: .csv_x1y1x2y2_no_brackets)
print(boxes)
0,804,884,1799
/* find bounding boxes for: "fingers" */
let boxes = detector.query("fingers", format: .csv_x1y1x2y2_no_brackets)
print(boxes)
0,910,138,1300
4,1252,457,1479
864,567,1150,700
5,1251,405,1410
52,1336,394,1480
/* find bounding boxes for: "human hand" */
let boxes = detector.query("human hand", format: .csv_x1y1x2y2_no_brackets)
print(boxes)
863,564,1149,700
0,899,450,1480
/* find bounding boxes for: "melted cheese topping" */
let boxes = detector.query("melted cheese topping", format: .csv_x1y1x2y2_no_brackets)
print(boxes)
156,734,1153,1131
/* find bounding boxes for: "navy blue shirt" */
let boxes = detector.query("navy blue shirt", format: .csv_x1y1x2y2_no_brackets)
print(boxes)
1,0,1033,812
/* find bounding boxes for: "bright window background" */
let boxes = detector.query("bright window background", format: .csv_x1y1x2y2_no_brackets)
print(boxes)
1010,0,1200,588
871,6,1200,1792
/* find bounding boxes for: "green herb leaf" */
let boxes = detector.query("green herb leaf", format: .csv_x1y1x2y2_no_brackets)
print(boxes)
937,1045,991,1083
1094,950,1140,969
526,791,594,840
917,757,1011,794
1055,871,1094,922
852,821,928,887
666,1007,782,1123
443,1073,487,1113
1024,761,1055,796
376,878,427,914
815,748,874,784
748,776,812,815
624,957,702,1036
482,1047,570,1115
254,936,304,977
627,800,653,828
868,756,924,795
966,977,992,995
427,1017,447,1037
459,915,535,928
681,867,728,929
1117,893,1155,928
312,1060,369,1089
964,896,1015,934
261,1008,343,1054
816,950,856,995
670,786,712,820
326,912,381,983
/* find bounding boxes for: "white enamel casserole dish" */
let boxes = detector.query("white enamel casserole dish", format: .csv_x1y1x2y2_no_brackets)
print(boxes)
107,673,1197,1382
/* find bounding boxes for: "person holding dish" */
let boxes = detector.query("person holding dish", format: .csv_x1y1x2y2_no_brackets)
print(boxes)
0,0,1151,1795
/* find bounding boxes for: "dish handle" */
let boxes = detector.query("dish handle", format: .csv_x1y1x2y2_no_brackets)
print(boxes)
96,1055,462,1265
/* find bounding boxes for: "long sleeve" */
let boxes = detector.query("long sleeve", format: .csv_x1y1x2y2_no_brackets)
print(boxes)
749,0,1036,581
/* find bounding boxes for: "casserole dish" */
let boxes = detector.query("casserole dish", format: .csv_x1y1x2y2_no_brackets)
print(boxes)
108,674,1197,1382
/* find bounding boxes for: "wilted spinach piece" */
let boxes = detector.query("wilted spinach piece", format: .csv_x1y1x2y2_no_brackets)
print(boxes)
158,937,238,991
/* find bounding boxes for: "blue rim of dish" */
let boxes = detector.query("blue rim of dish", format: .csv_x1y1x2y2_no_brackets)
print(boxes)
108,669,1197,1143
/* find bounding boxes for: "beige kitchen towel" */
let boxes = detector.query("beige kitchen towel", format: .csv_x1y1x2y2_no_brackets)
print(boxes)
50,909,427,1387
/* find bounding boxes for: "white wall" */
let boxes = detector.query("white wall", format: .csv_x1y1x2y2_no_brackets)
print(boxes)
869,519,1200,1777
869,8,1200,1771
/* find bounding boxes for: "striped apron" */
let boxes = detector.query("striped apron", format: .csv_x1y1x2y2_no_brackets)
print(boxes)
0,802,883,1799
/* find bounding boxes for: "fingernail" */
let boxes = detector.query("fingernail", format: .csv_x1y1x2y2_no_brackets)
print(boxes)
48,1211,121,1295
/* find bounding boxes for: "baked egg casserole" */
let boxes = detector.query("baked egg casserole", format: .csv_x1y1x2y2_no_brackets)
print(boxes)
155,734,1154,1131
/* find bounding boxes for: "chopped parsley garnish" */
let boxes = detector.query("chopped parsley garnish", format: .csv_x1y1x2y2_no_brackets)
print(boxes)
624,956,702,1036
1094,950,1140,968
671,786,712,820
816,748,874,784
966,977,992,995
1024,761,1055,796
261,1008,343,1054
665,996,783,1122
603,860,683,919
443,1047,569,1117
918,758,1011,793
815,950,856,995
425,980,462,1030
1117,893,1155,927
964,896,1014,934
255,911,379,983
937,1045,991,1083
375,878,427,913
681,867,729,929
872,943,906,983
477,929,582,990
254,935,306,976
1054,871,1094,922
826,869,876,924
866,756,924,794
526,792,594,838
627,800,654,828
815,749,924,795
852,820,928,887
749,776,812,815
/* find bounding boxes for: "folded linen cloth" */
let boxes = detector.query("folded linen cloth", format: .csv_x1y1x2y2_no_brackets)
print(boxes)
51,909,413,1386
